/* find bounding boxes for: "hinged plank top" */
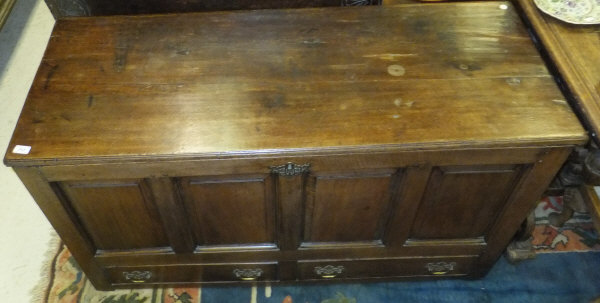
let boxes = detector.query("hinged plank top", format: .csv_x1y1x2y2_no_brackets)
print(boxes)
4,1,586,165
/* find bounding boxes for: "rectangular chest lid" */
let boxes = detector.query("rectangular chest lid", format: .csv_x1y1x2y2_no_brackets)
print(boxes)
4,2,586,165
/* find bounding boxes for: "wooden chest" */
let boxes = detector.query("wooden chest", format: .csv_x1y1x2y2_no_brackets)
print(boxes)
4,2,587,290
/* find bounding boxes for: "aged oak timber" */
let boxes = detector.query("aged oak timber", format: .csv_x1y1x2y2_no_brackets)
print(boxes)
4,2,587,289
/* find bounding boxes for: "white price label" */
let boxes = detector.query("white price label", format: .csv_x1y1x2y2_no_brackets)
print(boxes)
12,145,32,155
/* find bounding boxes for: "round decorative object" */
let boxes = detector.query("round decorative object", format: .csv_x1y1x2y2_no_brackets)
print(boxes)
533,0,600,25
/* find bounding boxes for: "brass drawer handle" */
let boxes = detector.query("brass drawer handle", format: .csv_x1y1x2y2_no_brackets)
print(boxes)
122,270,152,283
314,265,344,279
233,268,263,281
426,262,457,275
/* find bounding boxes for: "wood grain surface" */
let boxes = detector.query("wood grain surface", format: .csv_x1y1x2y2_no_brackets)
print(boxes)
4,2,586,166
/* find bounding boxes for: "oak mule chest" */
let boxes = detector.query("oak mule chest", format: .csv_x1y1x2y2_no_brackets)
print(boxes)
4,2,587,290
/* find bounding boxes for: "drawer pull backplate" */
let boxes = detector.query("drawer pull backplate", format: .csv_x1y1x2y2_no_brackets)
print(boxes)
233,268,263,281
426,262,457,275
314,265,345,278
123,270,152,283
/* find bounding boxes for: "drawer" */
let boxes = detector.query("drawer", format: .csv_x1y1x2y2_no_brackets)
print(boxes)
107,262,278,285
298,256,477,280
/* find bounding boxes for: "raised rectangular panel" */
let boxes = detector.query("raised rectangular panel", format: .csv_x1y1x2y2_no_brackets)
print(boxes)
179,174,276,247
303,170,399,245
59,180,170,250
410,165,524,239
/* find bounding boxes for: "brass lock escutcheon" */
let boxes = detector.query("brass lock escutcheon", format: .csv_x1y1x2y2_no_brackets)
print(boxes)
270,162,311,177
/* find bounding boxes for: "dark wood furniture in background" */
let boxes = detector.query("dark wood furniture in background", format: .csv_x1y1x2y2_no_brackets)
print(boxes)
4,2,586,290
43,0,380,18
514,0,600,233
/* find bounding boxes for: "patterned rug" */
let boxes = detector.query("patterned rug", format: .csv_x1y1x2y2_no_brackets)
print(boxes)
34,196,600,303
532,196,600,252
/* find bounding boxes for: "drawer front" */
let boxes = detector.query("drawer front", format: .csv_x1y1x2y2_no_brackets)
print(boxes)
298,257,477,280
108,263,277,285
